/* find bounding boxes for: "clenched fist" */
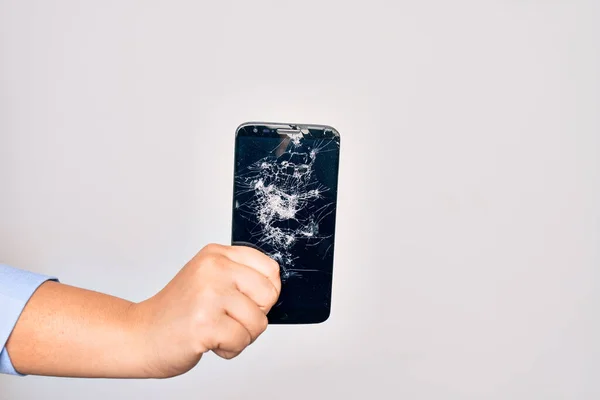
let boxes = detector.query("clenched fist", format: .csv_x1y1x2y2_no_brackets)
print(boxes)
132,243,281,378
5,243,280,378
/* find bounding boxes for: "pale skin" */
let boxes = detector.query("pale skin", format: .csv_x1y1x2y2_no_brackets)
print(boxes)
5,243,281,378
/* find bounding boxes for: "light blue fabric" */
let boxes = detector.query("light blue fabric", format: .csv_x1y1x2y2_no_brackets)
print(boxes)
0,264,58,376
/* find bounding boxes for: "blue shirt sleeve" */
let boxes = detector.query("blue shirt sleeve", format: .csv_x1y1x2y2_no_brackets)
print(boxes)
0,264,58,376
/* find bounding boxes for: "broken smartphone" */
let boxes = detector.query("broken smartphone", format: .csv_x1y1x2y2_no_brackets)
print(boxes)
231,122,340,324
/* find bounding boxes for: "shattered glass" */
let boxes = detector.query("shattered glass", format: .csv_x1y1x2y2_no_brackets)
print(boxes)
232,123,340,323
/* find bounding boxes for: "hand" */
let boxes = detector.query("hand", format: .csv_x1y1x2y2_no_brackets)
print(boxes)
131,243,281,378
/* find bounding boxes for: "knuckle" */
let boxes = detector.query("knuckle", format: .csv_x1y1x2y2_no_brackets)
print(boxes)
202,253,228,272
258,314,268,333
203,243,222,253
234,331,252,352
266,290,279,308
242,333,252,349
225,341,246,356
197,253,218,270
222,351,239,360
262,277,279,305
197,317,224,349
193,308,215,331
251,277,276,307
267,258,280,276
192,337,209,356
198,286,225,312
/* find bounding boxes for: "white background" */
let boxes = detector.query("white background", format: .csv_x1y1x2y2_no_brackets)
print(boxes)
1,1,599,399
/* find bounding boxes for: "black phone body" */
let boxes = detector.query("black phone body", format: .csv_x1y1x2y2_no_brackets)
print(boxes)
231,122,340,324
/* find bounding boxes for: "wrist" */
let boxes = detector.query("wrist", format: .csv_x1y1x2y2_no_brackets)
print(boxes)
124,300,161,378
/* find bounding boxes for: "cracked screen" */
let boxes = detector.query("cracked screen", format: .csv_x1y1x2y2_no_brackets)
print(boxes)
232,123,340,323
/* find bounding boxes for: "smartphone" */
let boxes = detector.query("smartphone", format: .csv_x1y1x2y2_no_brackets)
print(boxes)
231,122,341,324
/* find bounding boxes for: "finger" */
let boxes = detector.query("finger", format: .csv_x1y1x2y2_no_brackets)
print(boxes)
224,291,268,343
225,245,282,296
227,260,279,313
213,349,240,360
209,314,252,355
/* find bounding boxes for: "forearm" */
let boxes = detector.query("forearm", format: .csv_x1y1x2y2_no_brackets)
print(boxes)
6,281,150,378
